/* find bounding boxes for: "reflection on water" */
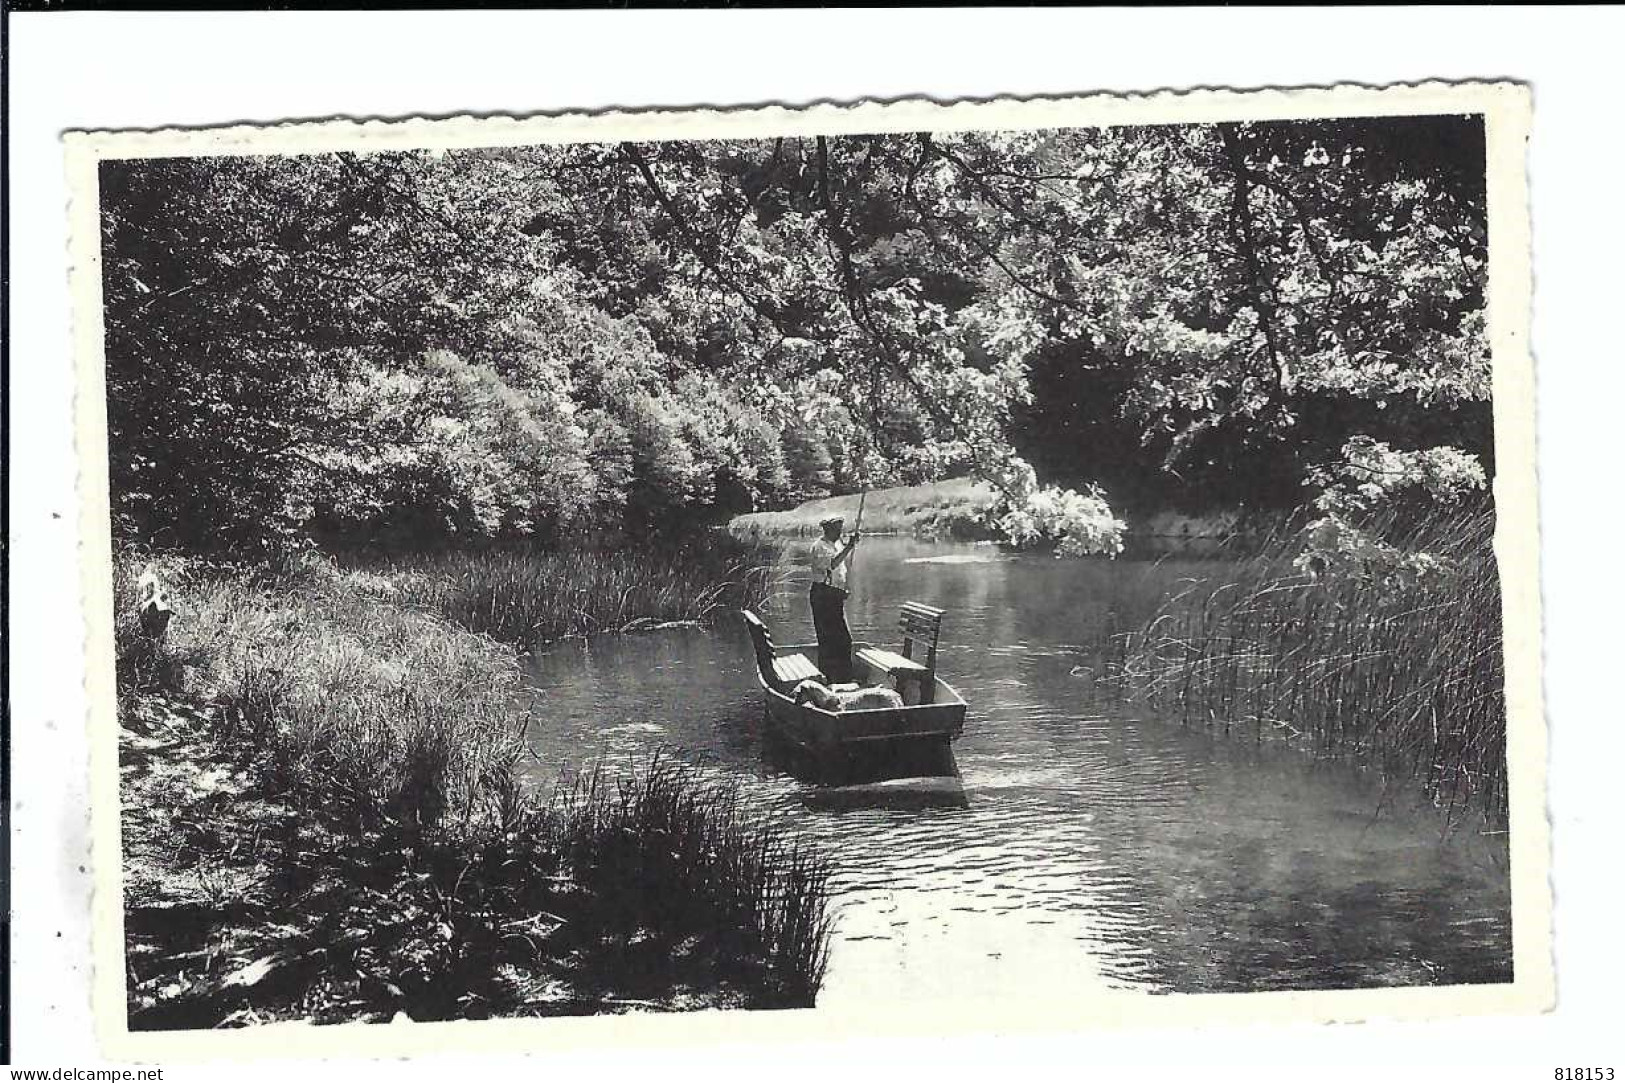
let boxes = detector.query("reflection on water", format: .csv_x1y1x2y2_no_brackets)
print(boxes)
521,536,1513,1003
797,775,970,814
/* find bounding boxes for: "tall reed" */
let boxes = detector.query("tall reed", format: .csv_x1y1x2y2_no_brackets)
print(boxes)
1114,505,1507,818
378,538,776,646
546,757,834,1002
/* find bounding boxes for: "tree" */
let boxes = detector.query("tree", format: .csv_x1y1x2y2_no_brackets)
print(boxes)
101,150,562,549
103,116,1492,562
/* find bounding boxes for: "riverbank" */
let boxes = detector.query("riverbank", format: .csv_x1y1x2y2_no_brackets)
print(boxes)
115,547,830,1028
729,478,1286,557
728,477,1000,539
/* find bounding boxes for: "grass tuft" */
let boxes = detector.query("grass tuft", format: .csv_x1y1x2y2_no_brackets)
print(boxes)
137,556,525,838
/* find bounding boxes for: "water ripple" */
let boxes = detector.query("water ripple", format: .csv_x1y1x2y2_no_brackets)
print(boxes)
521,537,1514,1003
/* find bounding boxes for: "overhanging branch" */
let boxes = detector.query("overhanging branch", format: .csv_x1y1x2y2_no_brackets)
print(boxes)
620,143,786,332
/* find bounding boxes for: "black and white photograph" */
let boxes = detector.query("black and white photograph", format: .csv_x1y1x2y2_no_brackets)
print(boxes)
68,84,1547,1054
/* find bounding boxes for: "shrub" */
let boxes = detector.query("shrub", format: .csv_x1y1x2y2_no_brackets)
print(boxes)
994,484,1127,557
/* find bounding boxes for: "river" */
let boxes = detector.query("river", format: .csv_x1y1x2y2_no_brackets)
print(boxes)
521,536,1513,1004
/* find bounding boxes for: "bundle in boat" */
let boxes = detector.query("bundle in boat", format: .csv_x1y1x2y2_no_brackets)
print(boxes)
791,679,905,712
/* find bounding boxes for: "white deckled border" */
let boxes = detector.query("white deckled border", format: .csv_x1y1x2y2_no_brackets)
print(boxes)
69,81,1520,159
65,80,1547,1064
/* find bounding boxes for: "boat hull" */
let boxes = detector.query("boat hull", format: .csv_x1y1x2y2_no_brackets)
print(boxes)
756,642,966,755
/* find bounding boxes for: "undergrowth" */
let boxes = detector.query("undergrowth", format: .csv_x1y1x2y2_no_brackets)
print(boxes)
114,547,833,1027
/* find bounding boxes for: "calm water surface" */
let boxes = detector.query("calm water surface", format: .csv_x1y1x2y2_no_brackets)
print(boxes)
521,537,1512,1004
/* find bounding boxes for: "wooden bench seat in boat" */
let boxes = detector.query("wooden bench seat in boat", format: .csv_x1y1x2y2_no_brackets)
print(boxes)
741,609,826,692
856,602,945,704
853,647,926,676
771,652,824,686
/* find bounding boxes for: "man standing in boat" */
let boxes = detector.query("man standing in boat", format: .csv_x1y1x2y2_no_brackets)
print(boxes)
810,515,861,684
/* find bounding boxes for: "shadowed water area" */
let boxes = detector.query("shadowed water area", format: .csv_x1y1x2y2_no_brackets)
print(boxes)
520,537,1513,1004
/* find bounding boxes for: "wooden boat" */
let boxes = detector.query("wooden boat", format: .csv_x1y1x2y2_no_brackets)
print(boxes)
741,608,967,757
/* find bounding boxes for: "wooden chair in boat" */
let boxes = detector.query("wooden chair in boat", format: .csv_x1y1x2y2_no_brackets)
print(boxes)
741,610,825,692
855,602,945,705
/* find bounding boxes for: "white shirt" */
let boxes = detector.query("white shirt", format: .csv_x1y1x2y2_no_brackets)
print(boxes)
811,537,850,589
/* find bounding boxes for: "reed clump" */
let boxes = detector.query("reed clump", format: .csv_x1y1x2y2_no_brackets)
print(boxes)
545,759,834,1003
377,538,776,646
1114,504,1507,819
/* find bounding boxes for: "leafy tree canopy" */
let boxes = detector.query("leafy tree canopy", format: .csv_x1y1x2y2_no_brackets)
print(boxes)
101,115,1490,556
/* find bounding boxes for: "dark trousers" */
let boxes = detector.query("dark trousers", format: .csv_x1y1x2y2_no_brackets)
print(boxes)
809,582,853,684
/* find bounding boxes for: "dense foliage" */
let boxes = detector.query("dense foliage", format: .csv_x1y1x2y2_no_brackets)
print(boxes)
115,554,831,1025
101,116,1491,557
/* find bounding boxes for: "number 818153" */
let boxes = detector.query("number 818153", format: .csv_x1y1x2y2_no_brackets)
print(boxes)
1556,1070,1614,1080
